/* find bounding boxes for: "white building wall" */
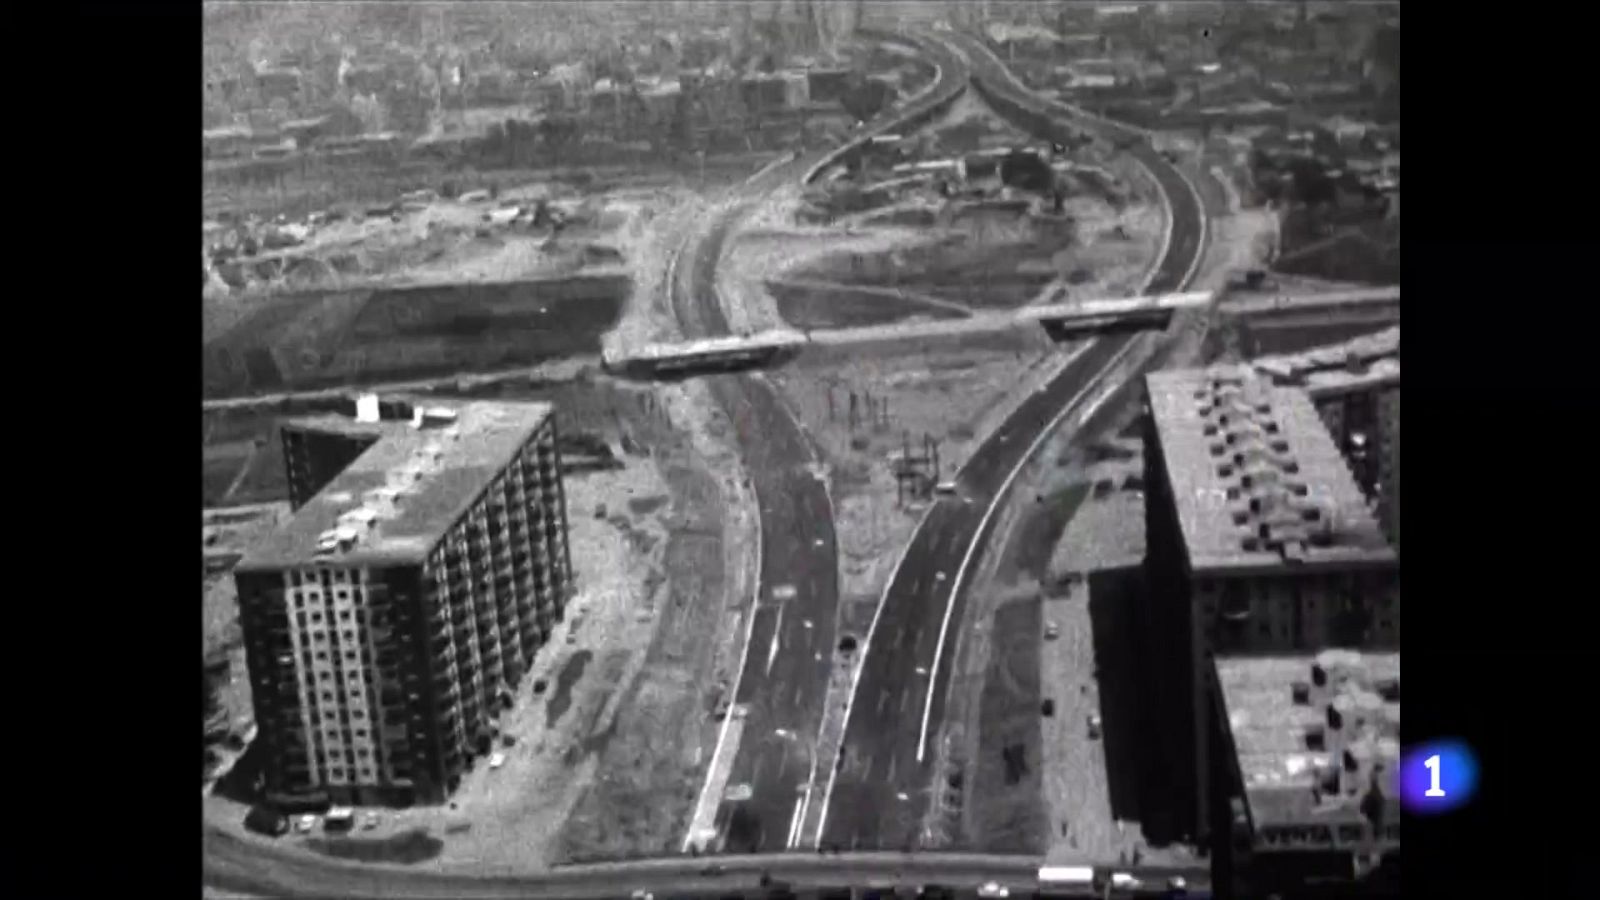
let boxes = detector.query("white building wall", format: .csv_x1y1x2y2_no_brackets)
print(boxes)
283,566,385,791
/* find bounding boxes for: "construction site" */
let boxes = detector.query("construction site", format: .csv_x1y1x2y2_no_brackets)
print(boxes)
203,3,1400,892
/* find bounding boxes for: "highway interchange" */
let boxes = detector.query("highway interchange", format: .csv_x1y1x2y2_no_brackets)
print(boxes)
815,30,1208,853
203,24,1212,899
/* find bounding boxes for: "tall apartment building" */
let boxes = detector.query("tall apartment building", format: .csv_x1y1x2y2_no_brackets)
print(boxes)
1141,367,1398,843
1211,650,1401,899
1254,327,1399,550
280,395,419,511
235,399,573,807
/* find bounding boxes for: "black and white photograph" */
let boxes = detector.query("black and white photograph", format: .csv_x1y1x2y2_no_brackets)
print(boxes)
201,4,1401,898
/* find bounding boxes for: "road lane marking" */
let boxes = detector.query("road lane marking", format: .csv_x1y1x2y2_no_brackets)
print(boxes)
910,29,1211,770
766,603,784,677
785,797,805,849
681,466,764,853
815,340,1093,844
916,337,1145,764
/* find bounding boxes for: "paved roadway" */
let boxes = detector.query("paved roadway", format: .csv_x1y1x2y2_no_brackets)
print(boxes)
202,32,969,900
674,207,840,854
679,33,972,855
208,822,1207,899
817,30,1208,852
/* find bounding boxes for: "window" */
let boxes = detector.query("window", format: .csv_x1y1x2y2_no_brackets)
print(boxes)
340,610,352,622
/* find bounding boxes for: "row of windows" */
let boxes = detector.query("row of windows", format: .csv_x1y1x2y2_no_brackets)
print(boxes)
289,569,354,587
291,590,363,609
295,609,362,629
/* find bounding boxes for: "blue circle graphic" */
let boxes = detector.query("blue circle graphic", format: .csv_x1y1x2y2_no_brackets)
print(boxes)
1399,739,1479,814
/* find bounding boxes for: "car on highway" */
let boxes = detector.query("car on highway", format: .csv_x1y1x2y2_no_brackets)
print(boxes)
934,480,958,496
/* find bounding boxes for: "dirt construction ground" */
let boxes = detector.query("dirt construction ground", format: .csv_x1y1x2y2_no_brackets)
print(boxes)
202,373,760,871
717,91,1164,337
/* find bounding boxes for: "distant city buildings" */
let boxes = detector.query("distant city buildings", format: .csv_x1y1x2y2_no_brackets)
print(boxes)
1139,366,1399,863
235,396,573,807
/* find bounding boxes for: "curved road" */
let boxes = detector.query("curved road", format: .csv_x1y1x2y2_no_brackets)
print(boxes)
671,207,841,856
817,30,1208,851
674,32,972,857
203,31,974,899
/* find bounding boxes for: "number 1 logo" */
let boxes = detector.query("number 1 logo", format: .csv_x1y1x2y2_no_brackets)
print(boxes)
1401,740,1478,814
1423,754,1445,798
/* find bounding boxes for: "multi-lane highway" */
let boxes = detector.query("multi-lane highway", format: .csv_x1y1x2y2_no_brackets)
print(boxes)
816,29,1209,851
675,32,972,856
200,23,1205,896
671,205,842,854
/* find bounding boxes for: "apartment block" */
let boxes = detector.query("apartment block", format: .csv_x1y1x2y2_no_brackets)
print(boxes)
1141,366,1398,842
1254,327,1399,550
1211,651,1401,898
235,399,573,807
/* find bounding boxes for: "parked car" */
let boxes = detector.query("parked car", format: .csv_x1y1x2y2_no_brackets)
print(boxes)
1087,714,1103,740
323,807,355,833
243,806,288,837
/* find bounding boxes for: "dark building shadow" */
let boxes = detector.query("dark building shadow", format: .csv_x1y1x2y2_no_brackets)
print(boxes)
1088,565,1190,847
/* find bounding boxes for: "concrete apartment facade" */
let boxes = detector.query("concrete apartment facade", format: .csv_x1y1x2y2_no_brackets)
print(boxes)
1253,326,1400,551
1140,367,1399,848
235,398,573,807
1211,650,1400,898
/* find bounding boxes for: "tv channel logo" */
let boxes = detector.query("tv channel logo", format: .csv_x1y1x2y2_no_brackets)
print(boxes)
1399,739,1479,814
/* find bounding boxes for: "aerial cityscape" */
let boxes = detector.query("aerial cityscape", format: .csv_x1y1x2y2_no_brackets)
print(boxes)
202,3,1401,898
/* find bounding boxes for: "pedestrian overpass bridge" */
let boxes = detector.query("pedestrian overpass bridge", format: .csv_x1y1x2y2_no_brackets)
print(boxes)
602,288,1399,380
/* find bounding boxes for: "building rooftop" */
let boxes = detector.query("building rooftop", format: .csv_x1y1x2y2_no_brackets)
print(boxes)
1216,651,1400,835
1145,367,1395,574
237,400,553,571
1253,326,1399,399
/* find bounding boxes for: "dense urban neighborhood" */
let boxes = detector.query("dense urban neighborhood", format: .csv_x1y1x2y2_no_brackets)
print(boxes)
203,4,1401,899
